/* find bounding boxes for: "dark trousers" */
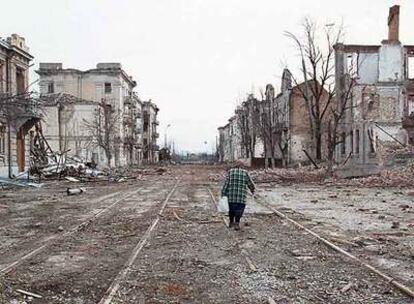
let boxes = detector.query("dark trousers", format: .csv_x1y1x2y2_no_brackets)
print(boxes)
228,203,246,223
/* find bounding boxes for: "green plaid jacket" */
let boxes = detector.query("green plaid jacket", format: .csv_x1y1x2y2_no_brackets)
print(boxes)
221,168,255,204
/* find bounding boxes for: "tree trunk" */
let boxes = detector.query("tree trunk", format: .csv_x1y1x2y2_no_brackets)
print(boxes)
315,123,322,160
106,150,112,168
270,157,275,169
326,121,337,175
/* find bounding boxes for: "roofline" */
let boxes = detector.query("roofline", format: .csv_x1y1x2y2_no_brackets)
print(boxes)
0,39,34,60
36,66,137,87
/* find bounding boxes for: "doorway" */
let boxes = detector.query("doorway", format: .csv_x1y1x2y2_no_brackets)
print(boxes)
16,128,25,172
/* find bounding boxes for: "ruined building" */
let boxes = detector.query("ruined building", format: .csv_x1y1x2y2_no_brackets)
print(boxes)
0,34,40,177
36,63,158,167
218,69,329,167
142,100,160,164
335,5,414,176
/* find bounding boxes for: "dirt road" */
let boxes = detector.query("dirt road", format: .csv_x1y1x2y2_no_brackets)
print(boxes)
0,166,412,303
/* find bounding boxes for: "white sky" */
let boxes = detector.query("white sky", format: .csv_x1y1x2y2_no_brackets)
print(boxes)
1,0,413,152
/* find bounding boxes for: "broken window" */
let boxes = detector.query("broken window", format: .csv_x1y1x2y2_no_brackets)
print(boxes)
341,132,346,155
362,92,379,119
0,125,5,155
16,68,25,94
367,128,376,153
408,95,414,116
47,82,54,94
355,129,360,154
0,62,3,92
104,82,112,94
347,53,359,77
350,130,354,154
408,57,414,79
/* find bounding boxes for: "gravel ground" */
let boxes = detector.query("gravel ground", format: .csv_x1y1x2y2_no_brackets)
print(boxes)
260,184,414,286
0,166,412,303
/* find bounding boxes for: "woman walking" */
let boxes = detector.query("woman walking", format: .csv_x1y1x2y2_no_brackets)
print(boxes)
221,162,256,230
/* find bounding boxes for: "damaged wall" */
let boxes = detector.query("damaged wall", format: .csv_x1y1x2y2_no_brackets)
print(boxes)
335,5,414,177
42,102,105,165
36,63,149,167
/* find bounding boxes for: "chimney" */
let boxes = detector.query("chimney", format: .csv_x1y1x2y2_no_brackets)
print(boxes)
388,5,400,42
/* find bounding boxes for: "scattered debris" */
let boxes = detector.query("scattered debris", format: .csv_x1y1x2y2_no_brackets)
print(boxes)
0,178,43,188
65,176,80,182
67,188,85,196
268,296,277,304
16,289,42,299
340,282,353,293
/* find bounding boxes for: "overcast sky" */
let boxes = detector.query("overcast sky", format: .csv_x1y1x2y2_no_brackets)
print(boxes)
1,0,413,152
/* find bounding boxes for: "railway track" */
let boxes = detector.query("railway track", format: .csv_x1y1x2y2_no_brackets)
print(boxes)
253,193,414,300
2,172,412,303
206,187,258,272
1,178,180,303
0,186,146,276
98,179,180,304
207,184,414,300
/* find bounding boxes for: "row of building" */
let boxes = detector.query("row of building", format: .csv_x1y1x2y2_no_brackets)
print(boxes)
218,5,414,176
218,69,322,167
0,35,160,178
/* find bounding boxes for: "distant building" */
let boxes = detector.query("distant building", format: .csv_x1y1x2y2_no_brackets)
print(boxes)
36,63,151,167
218,69,329,167
335,5,414,176
142,100,159,164
0,34,40,177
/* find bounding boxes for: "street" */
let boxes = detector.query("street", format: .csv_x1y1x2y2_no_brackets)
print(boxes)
0,166,412,303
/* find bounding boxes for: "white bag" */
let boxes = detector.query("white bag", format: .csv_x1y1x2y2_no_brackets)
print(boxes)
218,196,229,213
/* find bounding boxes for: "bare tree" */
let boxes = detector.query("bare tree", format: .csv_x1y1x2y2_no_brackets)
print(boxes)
252,85,290,169
83,100,121,167
326,67,357,170
236,94,258,159
285,18,342,162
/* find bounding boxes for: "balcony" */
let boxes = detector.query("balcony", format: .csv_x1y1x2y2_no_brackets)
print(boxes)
143,113,150,123
152,132,160,139
123,111,134,125
123,94,139,107
153,120,160,126
2,93,43,130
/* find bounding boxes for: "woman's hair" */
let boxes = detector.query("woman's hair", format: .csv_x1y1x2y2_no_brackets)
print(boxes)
228,161,245,170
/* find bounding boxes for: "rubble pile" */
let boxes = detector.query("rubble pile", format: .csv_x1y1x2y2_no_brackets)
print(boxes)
30,151,110,181
250,167,328,184
335,162,414,188
207,166,328,184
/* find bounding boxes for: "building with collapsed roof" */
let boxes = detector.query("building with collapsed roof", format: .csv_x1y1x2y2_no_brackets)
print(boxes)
335,5,414,177
218,69,330,168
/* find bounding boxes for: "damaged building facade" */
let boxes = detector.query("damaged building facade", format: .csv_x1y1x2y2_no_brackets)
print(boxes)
36,63,160,167
0,34,41,177
335,5,414,176
142,100,160,164
218,69,329,167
